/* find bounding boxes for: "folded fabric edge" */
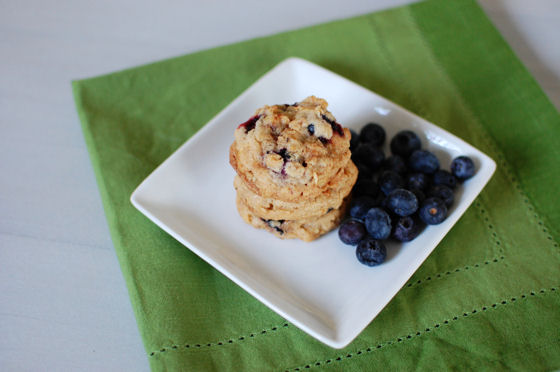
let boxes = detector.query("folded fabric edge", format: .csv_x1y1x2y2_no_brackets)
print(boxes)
71,80,154,363
408,0,560,246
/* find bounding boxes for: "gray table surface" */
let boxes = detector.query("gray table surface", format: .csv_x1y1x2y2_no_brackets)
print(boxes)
1,0,558,370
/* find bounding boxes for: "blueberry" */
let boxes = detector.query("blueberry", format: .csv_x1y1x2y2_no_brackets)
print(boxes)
386,188,418,217
364,207,392,240
380,194,393,214
408,150,440,174
381,194,411,220
272,148,291,176
356,237,387,266
276,148,290,161
356,164,374,181
352,179,380,198
378,170,404,195
409,188,426,204
338,219,366,245
419,197,448,225
406,172,429,191
349,196,378,220
350,129,360,151
451,156,475,180
307,124,315,135
383,155,407,174
352,143,385,170
432,169,457,189
428,184,454,207
321,114,344,136
393,216,422,242
360,123,386,147
390,130,422,157
237,115,261,133
261,218,284,234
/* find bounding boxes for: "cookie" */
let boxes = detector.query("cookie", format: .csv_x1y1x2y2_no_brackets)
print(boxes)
236,194,350,242
234,160,357,220
230,96,352,202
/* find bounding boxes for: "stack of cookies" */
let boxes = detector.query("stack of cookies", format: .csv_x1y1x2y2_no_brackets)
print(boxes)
229,96,358,242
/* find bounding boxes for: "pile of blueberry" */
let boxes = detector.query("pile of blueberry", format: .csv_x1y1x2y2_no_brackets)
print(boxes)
339,123,476,267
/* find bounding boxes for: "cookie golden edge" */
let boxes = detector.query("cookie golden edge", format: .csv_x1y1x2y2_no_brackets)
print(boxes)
236,194,351,242
230,141,352,203
234,160,358,221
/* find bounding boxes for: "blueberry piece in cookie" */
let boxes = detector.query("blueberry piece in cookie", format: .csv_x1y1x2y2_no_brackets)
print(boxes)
321,114,344,136
230,96,353,202
307,124,315,135
261,218,285,234
237,115,261,133
276,148,290,162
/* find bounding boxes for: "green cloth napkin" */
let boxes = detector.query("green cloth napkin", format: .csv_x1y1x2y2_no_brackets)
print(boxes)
73,0,560,370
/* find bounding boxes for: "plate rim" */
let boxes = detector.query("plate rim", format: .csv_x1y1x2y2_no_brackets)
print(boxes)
130,56,497,348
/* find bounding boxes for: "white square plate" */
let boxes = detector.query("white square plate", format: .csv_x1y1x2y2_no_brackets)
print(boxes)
131,57,496,348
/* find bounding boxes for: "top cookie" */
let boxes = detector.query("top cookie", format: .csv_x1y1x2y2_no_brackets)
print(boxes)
230,96,352,202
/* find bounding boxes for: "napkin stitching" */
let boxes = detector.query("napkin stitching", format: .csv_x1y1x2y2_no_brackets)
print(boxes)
284,287,558,371
404,255,504,290
405,197,506,288
147,255,506,358
473,200,504,256
374,6,559,259
479,141,560,253
146,255,507,358
370,14,508,286
406,7,560,256
450,0,560,254
148,322,290,357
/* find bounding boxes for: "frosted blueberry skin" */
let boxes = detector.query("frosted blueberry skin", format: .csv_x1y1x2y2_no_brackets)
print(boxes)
428,184,454,207
406,172,429,191
432,169,458,189
393,216,423,242
386,188,419,217
390,130,421,157
419,197,448,225
338,219,367,246
364,207,392,240
359,122,386,147
451,156,475,180
352,142,385,170
349,196,378,221
342,121,475,265
409,188,426,204
356,237,387,266
379,170,404,196
408,150,440,174
383,155,407,175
